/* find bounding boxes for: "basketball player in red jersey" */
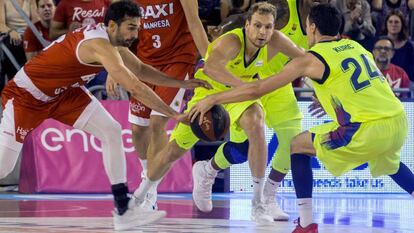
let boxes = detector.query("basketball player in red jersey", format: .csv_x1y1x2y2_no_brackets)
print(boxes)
107,0,209,209
0,1,208,231
50,0,112,39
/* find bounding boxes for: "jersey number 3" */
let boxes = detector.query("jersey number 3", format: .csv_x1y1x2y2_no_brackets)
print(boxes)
152,35,161,48
341,54,384,92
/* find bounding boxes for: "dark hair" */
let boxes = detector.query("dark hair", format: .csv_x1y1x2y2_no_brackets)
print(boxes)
246,2,277,24
308,3,342,36
232,0,245,8
382,10,408,41
374,35,395,49
104,0,141,26
35,0,54,7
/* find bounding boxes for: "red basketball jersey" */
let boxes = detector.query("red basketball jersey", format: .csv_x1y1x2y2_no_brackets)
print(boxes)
53,0,111,27
135,0,197,66
23,25,106,97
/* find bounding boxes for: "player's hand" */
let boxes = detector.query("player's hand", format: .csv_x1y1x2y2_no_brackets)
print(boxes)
189,97,215,125
174,112,190,125
183,79,212,90
207,26,223,41
106,75,120,98
308,96,326,118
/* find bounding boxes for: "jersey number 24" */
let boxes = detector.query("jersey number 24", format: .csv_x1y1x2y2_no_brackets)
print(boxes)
341,54,385,92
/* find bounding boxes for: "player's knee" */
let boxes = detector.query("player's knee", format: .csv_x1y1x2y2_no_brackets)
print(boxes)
100,120,122,144
149,117,168,134
240,107,264,135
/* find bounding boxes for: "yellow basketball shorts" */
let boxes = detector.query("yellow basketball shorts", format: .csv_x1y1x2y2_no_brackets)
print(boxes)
310,113,408,177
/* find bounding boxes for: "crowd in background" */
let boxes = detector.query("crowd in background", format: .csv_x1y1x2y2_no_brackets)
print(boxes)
1,0,414,99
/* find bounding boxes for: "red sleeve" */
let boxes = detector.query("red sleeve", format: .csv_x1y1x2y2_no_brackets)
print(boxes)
400,69,411,88
105,0,112,7
23,27,42,53
53,0,68,23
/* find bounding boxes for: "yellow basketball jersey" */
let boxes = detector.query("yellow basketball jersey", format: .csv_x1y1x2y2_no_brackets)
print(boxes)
309,39,404,124
259,0,306,125
195,28,267,93
260,0,308,78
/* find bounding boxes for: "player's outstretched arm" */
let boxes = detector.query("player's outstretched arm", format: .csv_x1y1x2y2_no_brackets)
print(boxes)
181,0,209,57
268,30,305,59
189,53,323,123
117,47,211,89
84,39,181,120
202,34,245,87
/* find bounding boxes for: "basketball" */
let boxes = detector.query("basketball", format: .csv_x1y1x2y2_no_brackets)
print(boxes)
190,104,230,142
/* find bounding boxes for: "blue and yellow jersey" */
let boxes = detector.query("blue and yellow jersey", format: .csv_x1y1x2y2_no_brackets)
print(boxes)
309,39,404,124
259,0,306,125
195,28,267,93
260,0,308,78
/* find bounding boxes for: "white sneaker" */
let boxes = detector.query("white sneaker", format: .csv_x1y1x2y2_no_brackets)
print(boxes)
192,160,216,212
134,171,158,210
141,192,158,210
264,199,289,221
251,201,274,224
113,200,166,231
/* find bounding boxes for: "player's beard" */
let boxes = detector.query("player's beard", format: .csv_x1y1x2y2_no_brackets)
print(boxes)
115,31,136,47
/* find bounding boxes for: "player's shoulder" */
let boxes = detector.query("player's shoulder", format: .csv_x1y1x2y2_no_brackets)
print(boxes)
81,24,110,41
214,32,241,48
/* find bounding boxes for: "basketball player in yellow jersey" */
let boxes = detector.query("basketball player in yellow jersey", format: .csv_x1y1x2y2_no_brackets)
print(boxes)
201,0,331,221
189,4,414,233
131,2,304,223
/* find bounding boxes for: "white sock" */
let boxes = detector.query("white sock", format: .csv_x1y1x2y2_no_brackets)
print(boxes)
263,178,280,203
133,179,158,203
297,198,313,228
252,176,265,204
138,159,160,195
139,159,147,171
206,159,219,177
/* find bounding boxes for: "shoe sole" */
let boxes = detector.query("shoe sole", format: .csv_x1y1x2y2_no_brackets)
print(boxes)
273,215,289,221
114,210,166,231
192,162,213,213
251,216,275,225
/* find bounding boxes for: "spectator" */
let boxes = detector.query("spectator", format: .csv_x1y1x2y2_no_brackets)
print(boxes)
371,0,414,36
49,0,111,39
382,9,414,96
0,0,38,94
206,0,257,41
332,0,376,50
373,36,411,98
23,0,55,60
